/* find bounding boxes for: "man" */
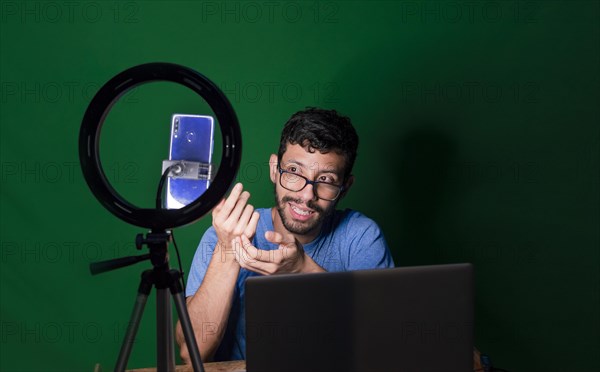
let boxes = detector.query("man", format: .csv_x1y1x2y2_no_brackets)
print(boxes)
176,108,394,363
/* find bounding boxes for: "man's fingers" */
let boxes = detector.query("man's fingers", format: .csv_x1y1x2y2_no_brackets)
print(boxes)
264,230,283,244
221,183,244,216
211,198,226,217
240,235,268,263
236,235,293,275
244,211,260,238
264,230,295,246
240,234,258,257
232,236,245,264
234,235,256,269
227,190,251,223
238,204,255,232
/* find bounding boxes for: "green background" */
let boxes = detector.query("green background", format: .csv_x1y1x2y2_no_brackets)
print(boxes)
1,1,598,371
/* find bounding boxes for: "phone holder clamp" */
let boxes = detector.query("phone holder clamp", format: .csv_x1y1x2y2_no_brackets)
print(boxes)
161,160,212,181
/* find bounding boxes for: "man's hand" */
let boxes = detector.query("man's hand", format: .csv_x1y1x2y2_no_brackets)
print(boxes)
177,184,259,362
212,183,260,259
232,231,324,275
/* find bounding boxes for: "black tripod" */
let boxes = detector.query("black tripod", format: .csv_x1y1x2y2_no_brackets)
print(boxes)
91,230,204,372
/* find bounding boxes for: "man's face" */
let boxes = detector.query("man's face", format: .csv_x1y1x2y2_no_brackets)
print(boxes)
270,143,351,237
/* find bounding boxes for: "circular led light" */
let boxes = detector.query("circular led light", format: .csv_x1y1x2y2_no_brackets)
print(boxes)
79,63,241,229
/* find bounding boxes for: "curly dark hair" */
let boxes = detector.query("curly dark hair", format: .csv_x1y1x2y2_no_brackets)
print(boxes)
277,107,359,178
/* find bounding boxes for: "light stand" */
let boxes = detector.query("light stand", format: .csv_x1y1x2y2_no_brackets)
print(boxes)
91,230,204,372
79,63,242,372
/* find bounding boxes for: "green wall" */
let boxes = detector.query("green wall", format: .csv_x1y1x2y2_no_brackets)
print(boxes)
1,1,598,370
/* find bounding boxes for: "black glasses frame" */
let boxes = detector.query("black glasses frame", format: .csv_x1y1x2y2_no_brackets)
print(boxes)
277,167,344,201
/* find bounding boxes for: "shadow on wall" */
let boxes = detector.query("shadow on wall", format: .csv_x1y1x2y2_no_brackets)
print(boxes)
393,123,458,265
330,53,466,265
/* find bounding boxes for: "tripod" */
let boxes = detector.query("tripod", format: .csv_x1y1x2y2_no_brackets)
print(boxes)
91,230,204,372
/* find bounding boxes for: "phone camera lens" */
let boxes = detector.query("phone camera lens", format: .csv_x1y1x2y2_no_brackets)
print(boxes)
174,118,179,136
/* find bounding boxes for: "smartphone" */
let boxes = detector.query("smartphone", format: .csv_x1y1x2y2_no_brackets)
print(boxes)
165,114,215,209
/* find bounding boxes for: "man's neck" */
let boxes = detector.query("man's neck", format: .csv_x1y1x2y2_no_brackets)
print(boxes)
270,207,320,245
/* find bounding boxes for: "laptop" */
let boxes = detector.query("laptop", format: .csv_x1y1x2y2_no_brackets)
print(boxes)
245,263,474,372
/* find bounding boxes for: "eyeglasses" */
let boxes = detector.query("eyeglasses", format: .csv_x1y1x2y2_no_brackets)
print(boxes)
278,167,344,201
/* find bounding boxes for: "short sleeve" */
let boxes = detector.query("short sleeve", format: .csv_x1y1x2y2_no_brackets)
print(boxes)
344,211,395,270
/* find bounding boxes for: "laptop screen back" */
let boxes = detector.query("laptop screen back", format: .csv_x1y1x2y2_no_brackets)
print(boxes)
245,263,474,372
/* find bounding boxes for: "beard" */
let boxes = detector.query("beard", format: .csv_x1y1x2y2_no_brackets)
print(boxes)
274,188,336,236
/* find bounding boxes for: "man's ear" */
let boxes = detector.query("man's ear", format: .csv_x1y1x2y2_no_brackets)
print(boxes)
269,154,278,183
340,175,355,198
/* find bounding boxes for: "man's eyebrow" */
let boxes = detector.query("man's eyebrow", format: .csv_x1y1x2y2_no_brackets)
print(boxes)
282,159,305,167
283,159,342,176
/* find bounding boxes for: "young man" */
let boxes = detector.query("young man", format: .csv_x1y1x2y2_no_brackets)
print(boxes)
177,108,394,362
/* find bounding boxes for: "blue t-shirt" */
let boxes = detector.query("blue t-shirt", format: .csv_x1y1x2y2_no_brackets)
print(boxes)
185,208,394,361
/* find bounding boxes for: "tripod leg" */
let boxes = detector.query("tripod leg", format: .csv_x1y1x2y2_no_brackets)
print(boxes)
156,288,176,371
169,270,205,372
115,270,153,372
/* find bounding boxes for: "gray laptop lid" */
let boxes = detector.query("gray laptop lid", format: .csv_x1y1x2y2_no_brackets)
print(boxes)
245,263,474,372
